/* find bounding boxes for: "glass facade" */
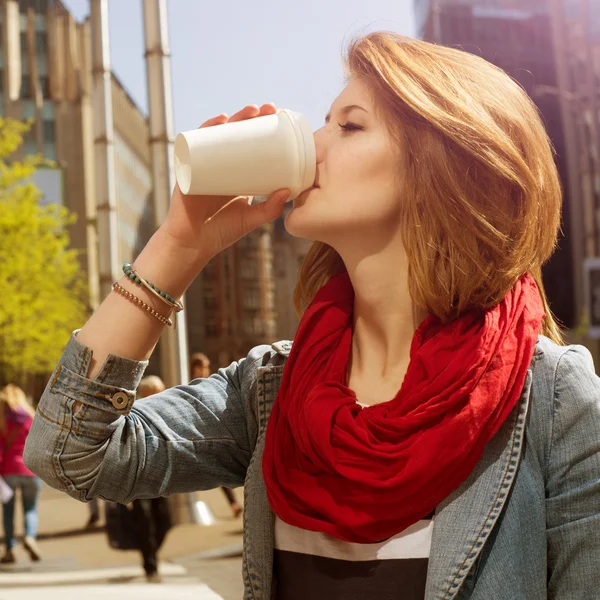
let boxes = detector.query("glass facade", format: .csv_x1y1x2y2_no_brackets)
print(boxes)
0,0,56,160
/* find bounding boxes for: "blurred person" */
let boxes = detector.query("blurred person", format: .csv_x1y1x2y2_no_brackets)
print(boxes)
24,32,600,599
127,375,172,583
85,497,101,528
190,353,242,519
0,385,41,564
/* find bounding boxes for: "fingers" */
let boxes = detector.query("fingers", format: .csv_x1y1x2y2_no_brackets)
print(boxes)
199,113,228,128
245,189,291,229
200,103,278,129
228,105,260,123
258,103,277,116
211,189,290,236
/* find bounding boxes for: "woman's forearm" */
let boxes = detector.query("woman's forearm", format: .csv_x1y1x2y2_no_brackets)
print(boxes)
77,227,208,380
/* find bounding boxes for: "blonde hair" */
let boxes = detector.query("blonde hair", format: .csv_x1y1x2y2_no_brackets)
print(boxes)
294,32,564,344
0,384,35,434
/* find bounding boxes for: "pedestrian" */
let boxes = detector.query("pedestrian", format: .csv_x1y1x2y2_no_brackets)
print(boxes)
128,375,172,583
190,353,242,519
85,497,101,528
24,32,600,599
0,385,41,564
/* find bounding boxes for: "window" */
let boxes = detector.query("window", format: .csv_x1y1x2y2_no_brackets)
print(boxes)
23,99,35,118
43,119,54,144
23,140,37,156
204,288,217,311
244,316,263,337
21,75,31,98
240,259,258,279
40,75,48,98
19,0,47,14
43,142,55,161
244,288,261,310
237,235,257,251
35,32,46,54
18,75,47,100
42,102,54,119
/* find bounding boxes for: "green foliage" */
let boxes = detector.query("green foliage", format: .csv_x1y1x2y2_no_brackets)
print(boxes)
0,117,89,385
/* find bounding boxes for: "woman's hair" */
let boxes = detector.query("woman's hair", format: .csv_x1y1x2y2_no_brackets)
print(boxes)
293,32,564,344
0,384,35,434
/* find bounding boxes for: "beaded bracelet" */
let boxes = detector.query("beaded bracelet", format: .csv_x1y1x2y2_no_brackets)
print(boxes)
112,282,173,327
122,263,184,313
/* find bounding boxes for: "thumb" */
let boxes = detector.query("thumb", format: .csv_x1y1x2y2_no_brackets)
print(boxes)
248,189,291,228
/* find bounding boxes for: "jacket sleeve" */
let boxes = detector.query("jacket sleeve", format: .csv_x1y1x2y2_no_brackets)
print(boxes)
23,331,267,504
546,346,600,599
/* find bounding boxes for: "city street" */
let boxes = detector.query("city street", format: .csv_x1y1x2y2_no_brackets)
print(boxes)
0,485,244,599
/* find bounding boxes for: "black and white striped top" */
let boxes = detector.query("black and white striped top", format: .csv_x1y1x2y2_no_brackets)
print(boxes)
273,511,435,600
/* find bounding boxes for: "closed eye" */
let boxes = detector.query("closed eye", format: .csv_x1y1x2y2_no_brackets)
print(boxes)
338,122,364,133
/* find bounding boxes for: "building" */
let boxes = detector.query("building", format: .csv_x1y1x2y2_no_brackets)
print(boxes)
2,0,307,375
0,0,154,311
184,204,312,370
184,226,274,368
414,0,578,332
272,208,312,341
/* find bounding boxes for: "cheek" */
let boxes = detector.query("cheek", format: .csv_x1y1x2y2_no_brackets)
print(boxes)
284,139,402,238
330,143,401,218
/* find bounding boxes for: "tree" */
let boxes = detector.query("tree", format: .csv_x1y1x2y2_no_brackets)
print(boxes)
0,118,88,386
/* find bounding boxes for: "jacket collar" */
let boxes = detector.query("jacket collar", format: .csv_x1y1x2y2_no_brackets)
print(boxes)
425,368,533,599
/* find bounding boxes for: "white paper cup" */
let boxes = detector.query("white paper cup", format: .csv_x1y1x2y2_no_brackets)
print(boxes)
174,109,316,201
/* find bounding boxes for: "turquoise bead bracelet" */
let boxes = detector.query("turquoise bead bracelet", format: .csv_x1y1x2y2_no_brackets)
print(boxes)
122,263,184,313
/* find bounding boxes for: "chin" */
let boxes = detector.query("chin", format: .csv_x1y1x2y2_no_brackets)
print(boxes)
283,206,313,239
284,207,342,243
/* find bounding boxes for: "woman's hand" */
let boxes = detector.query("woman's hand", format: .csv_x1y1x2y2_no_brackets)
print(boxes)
159,103,290,265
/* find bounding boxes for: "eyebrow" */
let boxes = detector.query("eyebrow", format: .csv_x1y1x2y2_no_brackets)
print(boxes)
325,104,368,124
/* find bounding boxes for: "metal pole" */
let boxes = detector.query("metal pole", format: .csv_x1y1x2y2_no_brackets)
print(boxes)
142,0,190,388
79,17,101,310
90,0,120,299
549,0,585,327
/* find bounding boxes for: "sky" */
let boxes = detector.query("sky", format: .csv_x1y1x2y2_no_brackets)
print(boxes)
60,0,415,133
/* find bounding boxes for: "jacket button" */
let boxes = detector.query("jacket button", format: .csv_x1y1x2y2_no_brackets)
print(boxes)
111,391,130,410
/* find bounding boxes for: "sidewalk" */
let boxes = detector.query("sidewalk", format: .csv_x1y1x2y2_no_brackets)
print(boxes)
0,484,244,599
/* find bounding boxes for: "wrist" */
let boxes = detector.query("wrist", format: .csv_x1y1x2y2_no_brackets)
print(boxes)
133,227,209,299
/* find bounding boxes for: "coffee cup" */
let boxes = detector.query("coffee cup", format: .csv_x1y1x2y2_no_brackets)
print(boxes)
174,109,316,202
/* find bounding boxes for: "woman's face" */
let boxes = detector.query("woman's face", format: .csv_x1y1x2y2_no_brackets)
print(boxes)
192,365,210,380
285,78,404,247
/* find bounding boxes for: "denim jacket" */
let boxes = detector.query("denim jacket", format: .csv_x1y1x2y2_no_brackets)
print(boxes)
24,332,600,599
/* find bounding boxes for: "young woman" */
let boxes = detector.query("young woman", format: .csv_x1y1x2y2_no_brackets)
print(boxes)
0,385,42,564
24,32,600,599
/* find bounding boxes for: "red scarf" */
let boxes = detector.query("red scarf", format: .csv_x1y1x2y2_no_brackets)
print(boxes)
262,271,544,544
